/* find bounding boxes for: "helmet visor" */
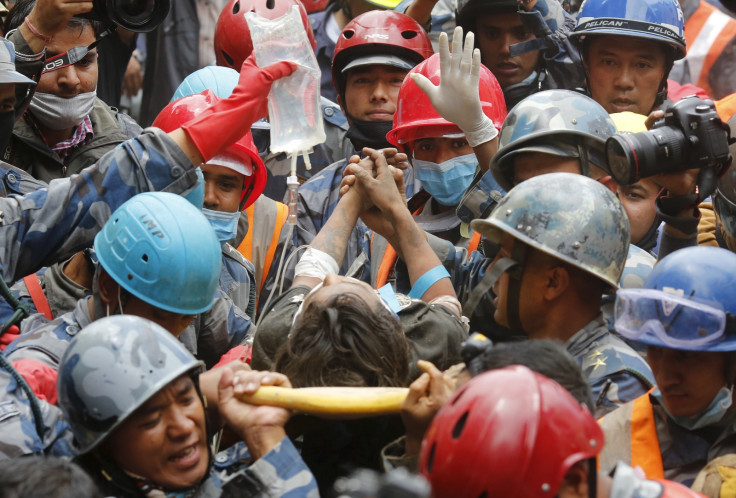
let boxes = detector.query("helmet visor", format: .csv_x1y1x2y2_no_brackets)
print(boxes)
614,288,726,349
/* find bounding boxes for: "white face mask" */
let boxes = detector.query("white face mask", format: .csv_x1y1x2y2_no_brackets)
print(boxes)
28,90,97,130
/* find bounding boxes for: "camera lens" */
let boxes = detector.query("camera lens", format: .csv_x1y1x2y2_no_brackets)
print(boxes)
605,127,686,185
119,0,155,17
102,0,170,31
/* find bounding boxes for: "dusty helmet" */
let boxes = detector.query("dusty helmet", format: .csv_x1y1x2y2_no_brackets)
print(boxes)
57,315,205,453
490,90,617,191
471,172,630,290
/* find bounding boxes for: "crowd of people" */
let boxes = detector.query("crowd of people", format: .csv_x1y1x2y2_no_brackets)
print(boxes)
0,0,735,496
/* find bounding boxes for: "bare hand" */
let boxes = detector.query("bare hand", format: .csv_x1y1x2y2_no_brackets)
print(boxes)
26,0,93,39
122,53,143,97
217,368,292,459
644,110,665,130
347,148,407,218
402,360,455,456
650,169,700,197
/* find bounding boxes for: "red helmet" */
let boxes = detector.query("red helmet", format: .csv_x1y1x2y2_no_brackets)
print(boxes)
419,365,604,498
387,52,506,148
214,0,317,70
301,0,328,13
153,90,266,209
331,11,433,98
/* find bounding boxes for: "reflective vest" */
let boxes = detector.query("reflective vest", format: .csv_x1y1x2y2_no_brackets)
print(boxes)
677,1,736,98
716,92,736,122
630,391,665,480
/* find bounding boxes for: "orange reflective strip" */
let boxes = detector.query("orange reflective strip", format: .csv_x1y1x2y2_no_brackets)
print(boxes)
698,21,736,92
237,204,256,262
376,244,398,288
684,2,714,50
260,202,289,292
468,231,482,253
716,93,736,122
630,392,664,480
23,274,52,320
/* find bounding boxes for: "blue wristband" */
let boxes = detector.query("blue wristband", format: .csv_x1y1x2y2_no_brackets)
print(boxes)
408,265,451,299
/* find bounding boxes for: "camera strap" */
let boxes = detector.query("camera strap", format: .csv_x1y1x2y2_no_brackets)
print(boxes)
655,191,700,234
41,27,115,74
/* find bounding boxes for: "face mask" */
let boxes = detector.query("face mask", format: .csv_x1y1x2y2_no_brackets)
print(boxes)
345,116,393,150
413,153,478,207
202,208,239,244
28,90,97,130
653,385,734,430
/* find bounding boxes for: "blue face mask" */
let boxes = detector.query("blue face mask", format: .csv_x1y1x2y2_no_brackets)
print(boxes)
202,208,240,244
413,153,478,207
652,385,734,430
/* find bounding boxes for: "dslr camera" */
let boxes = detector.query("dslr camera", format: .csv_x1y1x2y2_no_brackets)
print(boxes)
605,96,731,185
84,0,170,32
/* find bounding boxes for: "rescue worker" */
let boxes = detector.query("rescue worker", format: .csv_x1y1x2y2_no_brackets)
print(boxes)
354,30,505,291
454,0,580,109
3,0,142,183
599,246,736,487
4,192,222,390
153,91,263,322
465,173,654,416
0,0,295,461
294,10,433,276
420,365,706,497
57,315,318,497
214,0,354,201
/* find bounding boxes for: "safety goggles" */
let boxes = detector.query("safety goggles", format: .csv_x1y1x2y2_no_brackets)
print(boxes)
614,288,730,349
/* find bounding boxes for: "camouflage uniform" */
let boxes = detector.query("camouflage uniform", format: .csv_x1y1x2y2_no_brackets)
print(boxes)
0,366,74,460
0,130,201,459
0,129,200,283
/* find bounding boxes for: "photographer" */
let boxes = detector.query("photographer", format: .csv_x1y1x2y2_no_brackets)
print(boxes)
606,98,730,259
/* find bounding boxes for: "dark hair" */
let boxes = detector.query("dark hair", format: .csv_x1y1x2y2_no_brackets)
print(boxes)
4,0,102,38
467,339,595,411
274,293,410,388
0,457,102,498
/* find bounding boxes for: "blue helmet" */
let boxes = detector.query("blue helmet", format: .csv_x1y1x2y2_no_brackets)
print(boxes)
572,0,686,60
57,316,205,453
171,65,239,102
94,192,222,315
615,246,736,352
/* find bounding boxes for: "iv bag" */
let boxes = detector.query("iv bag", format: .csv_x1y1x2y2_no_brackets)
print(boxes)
245,6,326,155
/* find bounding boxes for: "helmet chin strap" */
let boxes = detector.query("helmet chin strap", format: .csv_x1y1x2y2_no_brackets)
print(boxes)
505,241,527,334
461,239,526,333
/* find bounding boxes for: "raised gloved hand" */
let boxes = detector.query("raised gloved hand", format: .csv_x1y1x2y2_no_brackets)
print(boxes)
410,26,497,148
182,54,296,162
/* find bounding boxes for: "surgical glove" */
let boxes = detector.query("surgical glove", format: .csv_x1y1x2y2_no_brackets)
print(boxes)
411,27,497,147
182,54,296,162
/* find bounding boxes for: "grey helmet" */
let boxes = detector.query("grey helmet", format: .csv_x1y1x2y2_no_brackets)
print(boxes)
57,315,205,454
490,90,617,192
471,172,630,291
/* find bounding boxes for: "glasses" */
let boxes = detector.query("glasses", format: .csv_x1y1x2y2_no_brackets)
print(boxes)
615,288,728,349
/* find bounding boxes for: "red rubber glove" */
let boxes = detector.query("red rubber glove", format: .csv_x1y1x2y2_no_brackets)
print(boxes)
182,54,296,162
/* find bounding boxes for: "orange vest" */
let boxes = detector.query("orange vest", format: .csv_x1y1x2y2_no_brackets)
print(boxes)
237,201,288,296
679,1,736,98
630,391,665,480
716,92,736,122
